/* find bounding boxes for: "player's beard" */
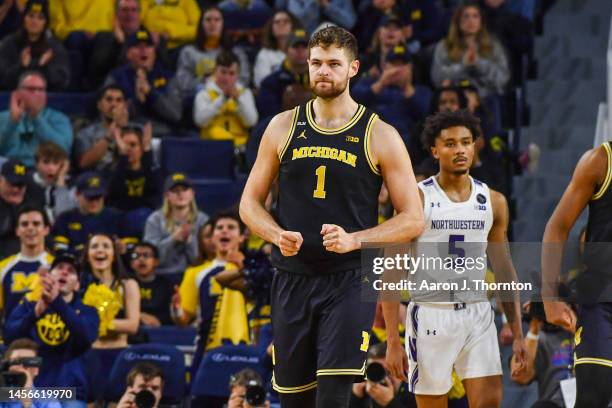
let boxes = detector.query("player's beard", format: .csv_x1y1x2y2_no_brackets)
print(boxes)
312,76,349,100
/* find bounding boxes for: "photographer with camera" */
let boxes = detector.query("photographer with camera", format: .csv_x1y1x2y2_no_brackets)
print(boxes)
0,338,61,408
510,300,576,408
116,362,163,408
350,342,415,408
226,369,269,408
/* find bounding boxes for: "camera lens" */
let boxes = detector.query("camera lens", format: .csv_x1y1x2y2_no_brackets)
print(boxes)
365,361,387,383
245,383,266,406
134,389,156,408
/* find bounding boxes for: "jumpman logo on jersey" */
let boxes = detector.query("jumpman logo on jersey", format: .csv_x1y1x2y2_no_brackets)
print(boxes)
297,130,307,139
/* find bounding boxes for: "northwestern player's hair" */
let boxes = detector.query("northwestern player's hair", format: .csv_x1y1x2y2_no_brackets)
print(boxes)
308,26,358,62
421,109,482,150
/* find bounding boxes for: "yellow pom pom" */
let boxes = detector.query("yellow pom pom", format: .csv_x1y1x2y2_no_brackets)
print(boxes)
83,283,122,337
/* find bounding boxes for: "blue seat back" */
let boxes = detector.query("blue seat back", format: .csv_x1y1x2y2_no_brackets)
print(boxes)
192,179,243,214
191,345,264,398
106,343,186,403
161,138,235,180
142,326,197,346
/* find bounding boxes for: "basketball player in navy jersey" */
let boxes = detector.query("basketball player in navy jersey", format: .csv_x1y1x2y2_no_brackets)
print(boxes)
383,110,527,408
542,143,612,407
240,26,424,408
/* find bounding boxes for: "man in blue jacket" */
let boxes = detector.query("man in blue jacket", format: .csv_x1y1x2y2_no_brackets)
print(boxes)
256,29,310,120
352,43,431,146
52,171,121,255
105,29,182,135
4,252,99,407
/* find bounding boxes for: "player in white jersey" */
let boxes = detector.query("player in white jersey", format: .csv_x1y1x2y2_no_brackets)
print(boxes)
382,110,527,408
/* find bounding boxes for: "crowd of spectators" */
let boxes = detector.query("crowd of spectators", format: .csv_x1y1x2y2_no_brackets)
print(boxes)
0,0,547,405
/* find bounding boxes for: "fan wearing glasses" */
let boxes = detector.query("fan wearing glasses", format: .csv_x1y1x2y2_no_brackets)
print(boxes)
0,71,72,167
129,242,173,327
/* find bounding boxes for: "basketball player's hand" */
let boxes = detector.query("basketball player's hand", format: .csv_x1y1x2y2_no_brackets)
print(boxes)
321,224,358,253
385,341,408,382
277,231,303,256
543,301,576,333
511,338,528,377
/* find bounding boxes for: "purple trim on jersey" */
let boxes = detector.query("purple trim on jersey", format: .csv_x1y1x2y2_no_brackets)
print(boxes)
473,179,483,186
423,178,434,186
411,304,419,334
409,336,417,361
410,366,419,391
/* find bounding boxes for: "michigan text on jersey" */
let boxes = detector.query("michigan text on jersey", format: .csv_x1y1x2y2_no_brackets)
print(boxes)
291,146,357,167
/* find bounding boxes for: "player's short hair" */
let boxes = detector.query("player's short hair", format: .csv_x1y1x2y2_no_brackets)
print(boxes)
216,50,240,68
17,205,50,227
420,109,481,150
35,142,68,163
308,26,358,62
211,209,246,234
126,362,164,387
367,342,387,359
3,338,38,362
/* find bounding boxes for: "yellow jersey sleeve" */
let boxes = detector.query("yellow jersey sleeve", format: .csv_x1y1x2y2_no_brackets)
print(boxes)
179,266,200,315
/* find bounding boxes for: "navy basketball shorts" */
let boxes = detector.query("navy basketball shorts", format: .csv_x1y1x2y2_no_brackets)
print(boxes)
270,268,376,394
574,302,612,369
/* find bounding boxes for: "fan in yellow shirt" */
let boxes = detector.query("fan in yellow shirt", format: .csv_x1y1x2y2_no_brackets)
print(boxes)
141,0,201,49
172,210,250,375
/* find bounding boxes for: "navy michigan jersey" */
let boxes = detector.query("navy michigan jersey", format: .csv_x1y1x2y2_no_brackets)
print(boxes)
272,100,383,275
582,141,612,299
0,252,53,318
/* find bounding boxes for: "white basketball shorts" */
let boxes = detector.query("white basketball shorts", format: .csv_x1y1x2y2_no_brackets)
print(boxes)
406,301,503,395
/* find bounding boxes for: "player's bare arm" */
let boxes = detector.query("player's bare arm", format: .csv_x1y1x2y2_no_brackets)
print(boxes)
373,123,425,381
542,146,606,332
365,119,425,242
239,110,304,256
322,118,425,254
487,189,527,371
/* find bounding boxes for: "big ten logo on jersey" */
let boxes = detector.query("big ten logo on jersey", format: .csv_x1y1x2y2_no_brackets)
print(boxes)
345,135,359,143
37,314,70,346
11,272,38,293
474,193,487,211
126,177,145,197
